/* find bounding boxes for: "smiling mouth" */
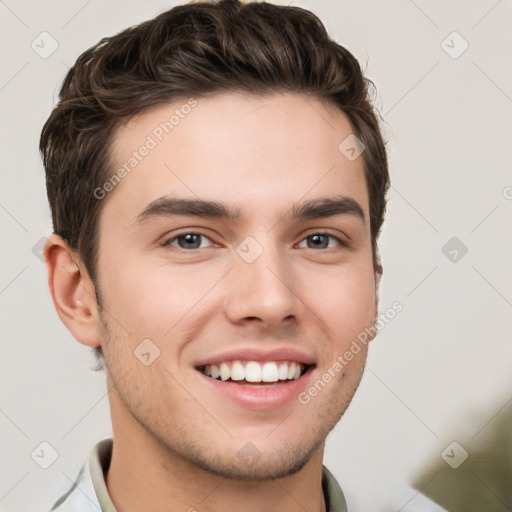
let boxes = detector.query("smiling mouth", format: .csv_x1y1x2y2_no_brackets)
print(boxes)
196,360,313,386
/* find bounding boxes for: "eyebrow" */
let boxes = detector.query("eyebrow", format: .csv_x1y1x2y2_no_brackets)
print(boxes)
134,195,365,225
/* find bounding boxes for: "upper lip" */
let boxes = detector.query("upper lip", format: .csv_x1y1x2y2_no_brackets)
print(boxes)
194,347,316,368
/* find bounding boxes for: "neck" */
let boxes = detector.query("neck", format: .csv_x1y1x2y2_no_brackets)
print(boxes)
105,397,327,512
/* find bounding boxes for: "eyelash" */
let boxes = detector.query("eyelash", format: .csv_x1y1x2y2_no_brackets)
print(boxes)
162,231,349,251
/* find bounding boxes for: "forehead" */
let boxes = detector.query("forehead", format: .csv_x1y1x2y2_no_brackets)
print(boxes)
105,92,369,223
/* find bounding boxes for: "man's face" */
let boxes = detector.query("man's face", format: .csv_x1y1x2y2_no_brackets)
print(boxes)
95,92,378,479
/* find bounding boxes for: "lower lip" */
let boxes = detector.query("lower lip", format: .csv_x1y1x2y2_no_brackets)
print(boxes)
197,367,315,410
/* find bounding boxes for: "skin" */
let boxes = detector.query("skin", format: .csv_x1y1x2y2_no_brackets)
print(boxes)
45,92,380,512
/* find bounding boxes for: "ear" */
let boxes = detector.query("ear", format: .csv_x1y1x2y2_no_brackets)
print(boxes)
374,271,382,307
367,270,382,343
44,234,102,348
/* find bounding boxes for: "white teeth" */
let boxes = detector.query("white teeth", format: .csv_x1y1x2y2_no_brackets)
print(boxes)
261,362,279,382
278,362,289,380
287,362,296,380
219,362,230,381
199,360,307,383
245,361,262,382
231,361,245,381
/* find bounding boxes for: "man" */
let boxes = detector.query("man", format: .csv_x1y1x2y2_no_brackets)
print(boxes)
41,0,389,510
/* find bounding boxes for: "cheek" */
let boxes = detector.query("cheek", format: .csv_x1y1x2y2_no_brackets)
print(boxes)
101,260,224,338
303,265,376,342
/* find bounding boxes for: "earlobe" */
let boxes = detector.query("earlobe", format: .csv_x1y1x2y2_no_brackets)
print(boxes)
44,234,102,348
374,269,382,294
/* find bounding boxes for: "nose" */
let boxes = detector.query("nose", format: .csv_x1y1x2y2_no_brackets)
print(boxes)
223,242,303,330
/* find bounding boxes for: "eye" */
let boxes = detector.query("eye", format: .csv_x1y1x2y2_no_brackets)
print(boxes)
297,232,347,250
163,232,216,250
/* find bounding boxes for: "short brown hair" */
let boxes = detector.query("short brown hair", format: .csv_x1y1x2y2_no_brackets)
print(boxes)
40,0,389,369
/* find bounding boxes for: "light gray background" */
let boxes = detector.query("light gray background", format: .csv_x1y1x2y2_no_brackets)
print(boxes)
1,0,511,510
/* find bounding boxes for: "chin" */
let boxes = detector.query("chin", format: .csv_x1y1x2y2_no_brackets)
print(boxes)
177,434,325,481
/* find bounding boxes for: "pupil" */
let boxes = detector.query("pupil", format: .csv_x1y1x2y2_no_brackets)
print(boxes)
180,234,200,249
309,234,327,249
